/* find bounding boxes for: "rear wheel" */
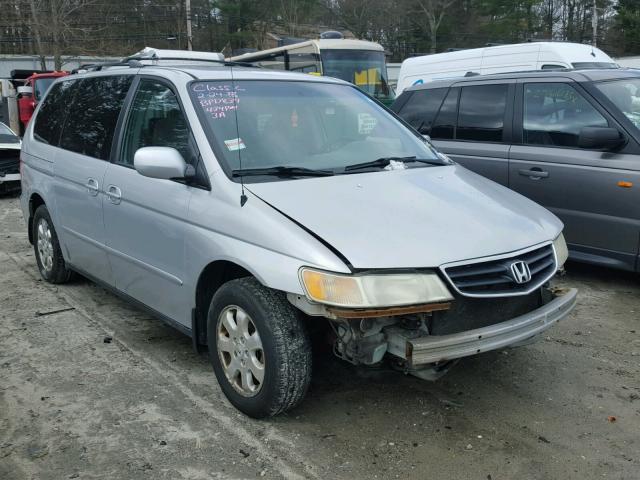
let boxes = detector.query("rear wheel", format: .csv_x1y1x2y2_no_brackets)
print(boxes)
32,205,74,284
207,277,312,418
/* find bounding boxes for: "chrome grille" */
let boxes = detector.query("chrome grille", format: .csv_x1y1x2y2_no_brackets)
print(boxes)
442,244,556,297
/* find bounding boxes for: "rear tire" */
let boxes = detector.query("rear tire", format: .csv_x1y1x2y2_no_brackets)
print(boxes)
207,277,312,418
32,205,74,284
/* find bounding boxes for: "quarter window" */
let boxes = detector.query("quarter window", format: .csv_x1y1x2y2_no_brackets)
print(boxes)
457,84,508,142
33,80,77,146
59,76,133,160
397,88,448,135
121,80,197,167
523,83,608,147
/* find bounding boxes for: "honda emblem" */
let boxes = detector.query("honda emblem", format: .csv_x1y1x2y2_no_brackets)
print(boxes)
510,261,532,284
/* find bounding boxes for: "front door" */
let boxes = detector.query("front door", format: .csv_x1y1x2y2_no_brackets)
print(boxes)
509,80,640,271
103,78,200,325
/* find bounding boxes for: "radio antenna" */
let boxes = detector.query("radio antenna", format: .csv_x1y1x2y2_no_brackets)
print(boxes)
229,64,247,206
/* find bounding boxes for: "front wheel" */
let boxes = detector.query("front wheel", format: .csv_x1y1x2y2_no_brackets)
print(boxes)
207,277,312,418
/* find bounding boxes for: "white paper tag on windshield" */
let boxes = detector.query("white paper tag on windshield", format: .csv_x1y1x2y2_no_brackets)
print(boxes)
224,138,246,151
358,113,377,134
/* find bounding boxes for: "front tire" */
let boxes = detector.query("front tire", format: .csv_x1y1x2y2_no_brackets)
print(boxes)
32,205,73,284
207,277,312,418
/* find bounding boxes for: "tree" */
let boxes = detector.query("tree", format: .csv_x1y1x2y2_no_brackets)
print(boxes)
414,0,458,53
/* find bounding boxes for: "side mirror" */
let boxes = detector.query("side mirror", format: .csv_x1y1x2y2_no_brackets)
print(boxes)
133,147,195,180
577,127,625,151
422,134,432,142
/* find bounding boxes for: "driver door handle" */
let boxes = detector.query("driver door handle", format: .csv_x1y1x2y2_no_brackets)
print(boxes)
85,178,99,196
519,168,549,179
106,185,122,205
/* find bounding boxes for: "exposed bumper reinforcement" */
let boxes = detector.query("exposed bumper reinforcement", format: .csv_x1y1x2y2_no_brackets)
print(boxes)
388,288,577,366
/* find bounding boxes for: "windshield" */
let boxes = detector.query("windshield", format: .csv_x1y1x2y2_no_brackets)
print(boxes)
572,62,618,69
0,123,19,143
34,78,56,100
595,78,640,130
190,80,441,181
321,49,393,104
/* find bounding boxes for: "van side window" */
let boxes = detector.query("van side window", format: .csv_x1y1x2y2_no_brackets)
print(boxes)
121,80,197,167
457,84,508,142
33,80,77,146
397,88,447,135
431,87,459,140
523,83,608,147
59,76,133,160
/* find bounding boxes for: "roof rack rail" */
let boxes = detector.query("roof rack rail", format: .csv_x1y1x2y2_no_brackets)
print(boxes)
126,54,259,69
126,47,260,68
70,48,261,74
71,59,142,73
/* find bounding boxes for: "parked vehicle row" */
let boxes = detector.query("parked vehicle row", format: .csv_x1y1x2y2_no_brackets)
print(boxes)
0,122,21,194
392,68,640,272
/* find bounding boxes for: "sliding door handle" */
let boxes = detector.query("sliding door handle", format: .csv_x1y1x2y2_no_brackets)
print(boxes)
518,168,549,179
85,178,99,196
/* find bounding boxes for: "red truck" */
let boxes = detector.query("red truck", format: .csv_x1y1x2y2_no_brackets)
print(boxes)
16,71,69,132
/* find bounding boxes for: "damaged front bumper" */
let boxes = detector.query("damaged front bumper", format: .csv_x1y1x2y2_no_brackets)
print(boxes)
386,287,577,366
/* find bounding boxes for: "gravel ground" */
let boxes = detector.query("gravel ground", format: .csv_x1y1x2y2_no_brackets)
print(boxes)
0,193,638,480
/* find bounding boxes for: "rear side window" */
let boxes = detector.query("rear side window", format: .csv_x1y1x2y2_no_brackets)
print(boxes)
397,88,447,135
457,84,508,142
34,80,77,146
431,87,459,140
59,76,133,160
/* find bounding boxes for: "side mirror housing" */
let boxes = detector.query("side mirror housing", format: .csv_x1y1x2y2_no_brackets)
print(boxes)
422,134,432,142
578,127,625,151
133,147,194,180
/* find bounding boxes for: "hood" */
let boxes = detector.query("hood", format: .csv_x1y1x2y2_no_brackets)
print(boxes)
247,164,563,270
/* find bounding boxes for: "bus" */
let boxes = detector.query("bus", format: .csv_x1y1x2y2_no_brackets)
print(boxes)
229,38,393,105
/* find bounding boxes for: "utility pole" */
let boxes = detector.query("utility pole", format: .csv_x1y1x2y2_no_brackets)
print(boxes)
186,0,193,50
592,0,598,47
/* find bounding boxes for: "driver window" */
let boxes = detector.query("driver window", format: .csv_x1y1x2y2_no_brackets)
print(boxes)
523,83,608,147
121,79,197,166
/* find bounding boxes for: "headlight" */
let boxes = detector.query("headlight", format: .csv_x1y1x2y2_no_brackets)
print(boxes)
553,233,569,268
299,268,453,308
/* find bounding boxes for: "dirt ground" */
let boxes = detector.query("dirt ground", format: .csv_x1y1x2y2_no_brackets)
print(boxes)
0,193,638,480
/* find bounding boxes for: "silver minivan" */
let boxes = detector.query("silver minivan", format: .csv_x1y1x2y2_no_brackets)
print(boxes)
20,54,576,418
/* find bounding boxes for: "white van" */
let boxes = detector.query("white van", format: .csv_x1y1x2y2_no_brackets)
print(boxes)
396,42,618,94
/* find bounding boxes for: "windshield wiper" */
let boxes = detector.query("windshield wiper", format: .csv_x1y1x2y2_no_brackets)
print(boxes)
232,166,334,178
343,156,446,172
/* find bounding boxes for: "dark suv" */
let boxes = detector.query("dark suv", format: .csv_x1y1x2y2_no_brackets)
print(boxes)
392,69,640,272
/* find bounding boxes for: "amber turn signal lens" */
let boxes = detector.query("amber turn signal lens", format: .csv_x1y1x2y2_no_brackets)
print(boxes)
617,181,633,188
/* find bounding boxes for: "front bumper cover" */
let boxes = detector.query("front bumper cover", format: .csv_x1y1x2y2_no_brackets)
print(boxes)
386,288,578,366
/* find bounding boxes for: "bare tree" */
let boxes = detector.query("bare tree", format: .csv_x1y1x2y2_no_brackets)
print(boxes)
414,0,458,53
26,0,103,69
